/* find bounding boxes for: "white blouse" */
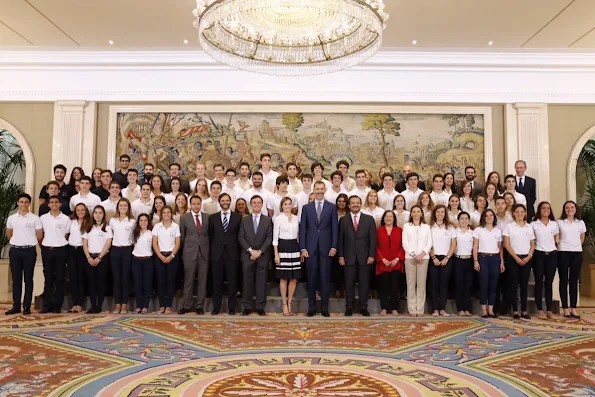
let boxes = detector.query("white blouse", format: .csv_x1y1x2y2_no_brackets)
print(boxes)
430,224,456,256
473,227,502,254
531,219,559,252
68,219,84,247
503,222,535,255
455,227,474,256
273,214,299,245
460,197,475,213
109,217,136,247
402,223,433,259
557,219,586,252
82,225,113,253
393,210,410,228
132,230,154,257
152,222,181,252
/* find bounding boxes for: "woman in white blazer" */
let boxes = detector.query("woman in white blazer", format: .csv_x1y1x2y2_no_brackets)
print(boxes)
402,205,433,317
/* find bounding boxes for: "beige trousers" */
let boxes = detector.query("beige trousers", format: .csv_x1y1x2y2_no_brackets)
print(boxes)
405,259,429,315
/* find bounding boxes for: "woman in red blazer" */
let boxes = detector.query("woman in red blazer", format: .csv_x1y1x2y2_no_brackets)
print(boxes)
376,210,406,316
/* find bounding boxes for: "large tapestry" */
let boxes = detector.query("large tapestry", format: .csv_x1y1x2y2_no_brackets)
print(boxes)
116,112,485,183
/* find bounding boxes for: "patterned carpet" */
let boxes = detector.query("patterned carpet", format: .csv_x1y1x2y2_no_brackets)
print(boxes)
1,306,594,396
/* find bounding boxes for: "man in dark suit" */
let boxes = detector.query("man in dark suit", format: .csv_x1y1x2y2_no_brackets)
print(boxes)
515,160,537,219
455,166,484,196
299,181,339,317
238,195,273,316
208,193,242,315
338,195,377,316
396,164,426,193
164,162,191,194
179,195,210,315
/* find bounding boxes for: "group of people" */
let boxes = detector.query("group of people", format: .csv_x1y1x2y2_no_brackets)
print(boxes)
5,155,585,320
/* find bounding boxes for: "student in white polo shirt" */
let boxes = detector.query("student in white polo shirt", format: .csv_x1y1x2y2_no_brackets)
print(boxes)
109,198,136,314
131,183,154,218
401,172,424,211
40,195,71,313
473,209,504,319
504,174,527,207
430,174,451,207
378,173,398,211
121,169,141,202
556,200,586,319
428,205,456,317
152,206,181,315
100,181,122,222
70,176,101,214
131,213,154,314
349,169,371,204
531,201,559,319
82,205,113,314
5,193,43,316
267,176,297,218
324,171,347,205
67,203,90,314
503,204,535,320
454,211,474,316
241,172,272,213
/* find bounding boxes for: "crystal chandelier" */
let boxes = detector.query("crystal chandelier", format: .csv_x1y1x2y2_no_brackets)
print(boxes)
192,0,389,76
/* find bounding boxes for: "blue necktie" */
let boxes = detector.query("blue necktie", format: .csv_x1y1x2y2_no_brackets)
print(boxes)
253,215,259,234
223,212,229,232
518,177,524,189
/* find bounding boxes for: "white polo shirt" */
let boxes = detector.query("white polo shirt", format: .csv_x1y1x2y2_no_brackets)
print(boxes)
393,209,410,228
68,219,84,247
131,198,154,218
531,219,559,252
101,197,120,221
455,227,474,256
361,206,384,227
236,178,252,192
469,210,482,228
378,189,399,211
430,224,456,256
342,176,356,192
401,188,423,211
6,212,42,246
430,191,451,207
40,212,70,247
267,193,297,218
556,219,587,252
222,185,244,210
132,230,153,257
324,187,347,205
503,222,535,255
201,197,222,214
505,190,527,207
109,217,136,247
241,188,272,210
260,170,280,193
82,225,113,254
296,190,312,221
288,178,303,196
495,212,514,233
460,197,475,214
349,186,372,204
152,222,181,252
448,210,461,227
122,185,141,202
70,191,101,213
473,227,502,254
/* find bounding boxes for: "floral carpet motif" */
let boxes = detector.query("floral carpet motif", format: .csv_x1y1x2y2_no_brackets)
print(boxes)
0,312,593,396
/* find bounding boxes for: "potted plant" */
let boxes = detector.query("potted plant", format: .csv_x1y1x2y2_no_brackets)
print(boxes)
577,139,595,297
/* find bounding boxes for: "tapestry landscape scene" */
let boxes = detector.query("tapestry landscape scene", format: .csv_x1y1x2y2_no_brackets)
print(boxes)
116,112,485,183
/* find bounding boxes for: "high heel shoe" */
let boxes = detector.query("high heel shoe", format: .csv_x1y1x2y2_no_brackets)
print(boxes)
282,303,290,316
287,301,294,315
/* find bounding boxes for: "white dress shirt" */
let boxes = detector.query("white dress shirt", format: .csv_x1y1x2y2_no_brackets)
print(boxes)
503,222,535,255
70,191,101,213
288,178,303,196
473,227,502,254
152,222,181,252
101,197,120,221
241,187,272,211
273,214,299,245
460,197,475,213
266,193,297,217
131,198,154,218
349,186,372,204
531,219,559,252
401,188,423,210
469,210,482,228
201,197,222,214
296,191,312,221
361,206,384,228
378,189,398,211
133,230,154,257
455,227,474,256
122,185,141,202
430,224,456,256
260,169,280,193
430,191,451,207
402,223,433,259
557,219,586,252
222,185,244,210
324,187,347,205
109,217,136,247
6,212,42,246
68,219,85,247
342,176,356,192
495,212,514,233
236,178,252,191
82,225,113,253
40,212,70,247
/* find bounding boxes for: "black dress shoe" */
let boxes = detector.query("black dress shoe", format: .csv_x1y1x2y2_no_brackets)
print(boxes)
571,313,581,319
481,314,489,318
211,310,220,315
5,307,20,315
306,311,315,317
22,308,31,315
564,314,573,318
196,308,205,315
178,308,190,315
513,313,521,320
40,307,52,314
256,310,266,316
489,313,498,319
228,310,236,315
87,308,96,314
344,310,353,317
360,310,370,317
521,313,531,320
53,308,61,314
321,311,330,318
242,309,252,316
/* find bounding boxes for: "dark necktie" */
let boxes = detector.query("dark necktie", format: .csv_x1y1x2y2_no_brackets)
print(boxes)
222,212,229,232
195,214,202,232
316,201,322,222
519,177,524,189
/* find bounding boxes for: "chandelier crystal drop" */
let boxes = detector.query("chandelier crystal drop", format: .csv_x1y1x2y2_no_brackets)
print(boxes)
193,0,389,76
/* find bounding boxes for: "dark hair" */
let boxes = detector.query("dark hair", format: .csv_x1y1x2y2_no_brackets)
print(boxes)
53,164,67,173
101,169,113,177
127,168,138,175
116,197,133,219
234,198,249,215
432,174,444,182
109,181,121,190
169,176,181,191
504,174,516,183
140,182,152,190
336,160,350,169
71,203,92,232
479,208,497,227
443,172,455,186
392,194,406,210
511,203,527,222
119,154,130,161
239,161,250,169
189,195,203,203
169,162,181,170
68,166,85,186
460,180,474,198
348,195,362,205
251,171,263,179
275,175,289,186
408,205,425,224
286,162,298,170
225,168,237,176
486,171,504,193
533,201,555,222
448,193,461,211
380,210,397,227
382,173,394,181
336,193,349,207
465,166,475,173
210,180,222,189
46,180,60,190
87,205,107,232
17,193,32,203
484,182,500,199
313,180,326,189
218,193,231,203
132,213,152,243
495,196,506,203
355,169,366,177
151,174,166,191
260,153,271,161
250,194,263,204
406,172,419,182
502,192,516,208
560,200,581,220
47,195,61,203
474,194,488,211
311,162,323,173
301,173,313,181
330,170,343,181
144,162,154,169
457,211,470,221
430,204,451,228
279,196,293,213
79,176,93,184
152,195,166,219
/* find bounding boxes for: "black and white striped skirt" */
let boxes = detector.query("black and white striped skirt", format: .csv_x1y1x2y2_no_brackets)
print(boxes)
276,239,302,280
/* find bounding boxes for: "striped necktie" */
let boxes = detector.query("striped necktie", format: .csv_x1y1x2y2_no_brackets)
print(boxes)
222,212,229,232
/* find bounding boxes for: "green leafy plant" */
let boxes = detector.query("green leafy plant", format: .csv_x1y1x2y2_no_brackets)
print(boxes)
578,139,595,249
0,128,25,258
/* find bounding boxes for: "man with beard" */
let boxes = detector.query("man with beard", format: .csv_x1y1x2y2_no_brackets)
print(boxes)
112,154,131,189
39,164,74,207
141,163,155,185
457,166,484,196
241,172,272,212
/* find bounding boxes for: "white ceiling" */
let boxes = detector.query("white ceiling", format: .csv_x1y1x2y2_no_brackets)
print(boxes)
1,0,595,49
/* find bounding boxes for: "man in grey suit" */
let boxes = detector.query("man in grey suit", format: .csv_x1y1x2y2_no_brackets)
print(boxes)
338,195,377,317
178,195,210,315
238,195,273,316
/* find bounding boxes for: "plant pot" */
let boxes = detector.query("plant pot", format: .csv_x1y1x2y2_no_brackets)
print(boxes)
0,258,11,294
581,263,595,298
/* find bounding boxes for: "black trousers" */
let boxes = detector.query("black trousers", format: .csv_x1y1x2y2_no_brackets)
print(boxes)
533,250,557,311
9,246,37,310
455,257,474,312
110,246,133,305
68,246,86,307
155,255,179,308
344,260,370,311
495,251,509,314
86,254,107,311
41,245,68,310
506,255,532,313
558,251,582,309
132,257,154,309
378,270,401,311
212,251,239,312
429,255,452,311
